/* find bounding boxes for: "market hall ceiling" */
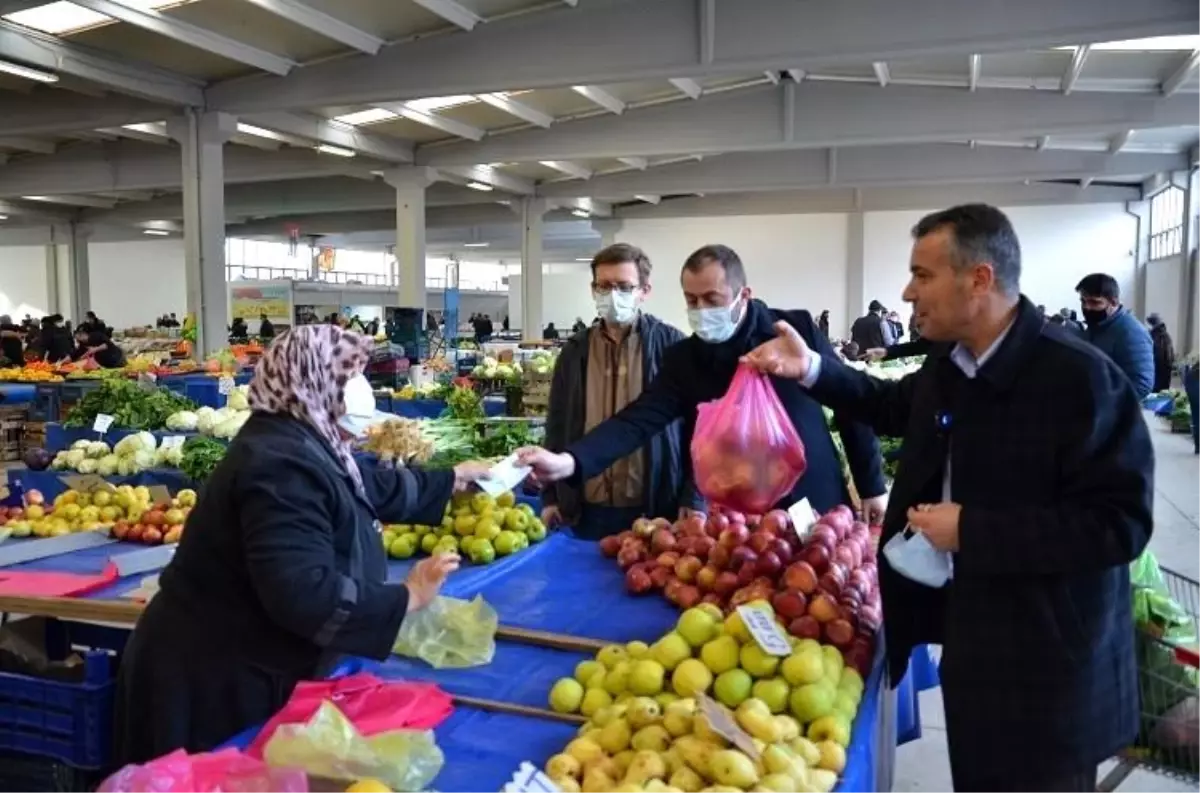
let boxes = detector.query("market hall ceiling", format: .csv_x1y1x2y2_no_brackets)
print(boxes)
0,0,1192,237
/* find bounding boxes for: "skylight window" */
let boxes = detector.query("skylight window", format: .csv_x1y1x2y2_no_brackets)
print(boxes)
405,95,476,112
1057,35,1200,51
6,0,187,36
333,108,397,126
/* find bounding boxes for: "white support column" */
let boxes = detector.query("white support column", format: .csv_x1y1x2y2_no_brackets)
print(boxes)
1177,168,1197,352
520,198,548,341
44,242,60,316
385,167,437,311
169,110,236,357
844,211,865,339
68,221,91,323
591,218,624,249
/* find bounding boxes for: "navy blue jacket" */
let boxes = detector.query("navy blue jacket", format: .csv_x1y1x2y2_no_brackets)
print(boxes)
810,296,1153,782
1084,305,1154,399
567,299,886,514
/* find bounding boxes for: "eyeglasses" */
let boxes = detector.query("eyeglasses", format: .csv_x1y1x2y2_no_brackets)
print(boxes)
592,284,640,296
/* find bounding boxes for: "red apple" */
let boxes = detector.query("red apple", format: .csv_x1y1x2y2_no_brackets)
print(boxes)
832,544,856,570
696,564,719,592
826,504,854,533
706,512,730,536
650,529,677,554
632,517,655,537
709,544,732,570
142,527,163,545
694,536,717,558
818,571,844,598
617,529,635,544
800,542,830,572
858,605,882,633
730,587,759,609
736,563,759,587
127,524,145,542
787,615,822,640
676,585,701,609
650,566,672,589
809,524,838,549
656,551,681,569
729,546,758,571
675,555,703,583
626,565,653,594
111,521,129,540
719,525,750,548
809,593,840,623
762,509,791,535
768,537,793,565
701,592,724,607
840,588,864,610
782,561,819,594
712,571,739,597
664,577,685,603
617,546,644,570
724,510,747,526
824,618,855,648
748,531,774,555
755,550,783,578
599,535,622,558
772,590,808,621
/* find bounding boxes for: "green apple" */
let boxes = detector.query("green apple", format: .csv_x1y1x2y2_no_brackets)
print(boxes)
790,681,835,723
420,533,440,553
713,668,753,708
526,519,547,542
494,530,519,556
504,509,529,532
752,676,791,714
388,534,417,559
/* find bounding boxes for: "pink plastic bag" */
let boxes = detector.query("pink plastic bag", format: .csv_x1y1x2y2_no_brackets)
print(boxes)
98,748,307,792
691,363,807,515
247,673,453,758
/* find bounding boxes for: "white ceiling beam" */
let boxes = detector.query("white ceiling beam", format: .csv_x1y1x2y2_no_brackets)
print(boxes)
437,164,534,195
98,122,171,144
1108,129,1133,154
1061,44,1090,95
1036,135,1050,151
1161,49,1200,96
476,93,554,128
419,82,1198,165
0,137,54,154
231,132,281,151
540,160,592,179
23,194,116,208
668,78,703,99
409,0,481,31
547,197,612,218
1080,177,1094,189
375,102,485,141
633,194,661,204
763,70,780,85
207,0,1196,112
236,0,383,54
0,20,201,104
69,0,296,75
617,156,647,170
534,144,1184,199
0,93,169,137
872,62,890,87
571,85,624,114
967,54,980,92
240,111,413,161
787,69,806,83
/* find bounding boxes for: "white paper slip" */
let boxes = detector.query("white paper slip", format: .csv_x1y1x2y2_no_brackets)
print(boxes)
218,376,236,395
737,604,793,657
787,497,819,541
92,413,114,434
477,453,532,497
504,762,560,793
161,435,186,450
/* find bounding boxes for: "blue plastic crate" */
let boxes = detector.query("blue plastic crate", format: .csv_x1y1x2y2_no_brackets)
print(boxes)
0,650,114,770
30,385,60,423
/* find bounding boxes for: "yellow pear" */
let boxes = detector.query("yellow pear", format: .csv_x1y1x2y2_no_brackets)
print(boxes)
674,735,717,779
546,754,582,781
808,768,837,793
581,767,616,793
565,738,604,766
627,697,663,729
555,778,582,793
774,714,801,742
661,746,684,775
583,756,621,780
757,773,798,792
788,737,821,767
625,750,668,785
598,717,633,754
736,701,783,744
691,712,730,747
631,724,672,753
663,699,696,737
709,750,760,789
669,766,705,792
581,688,614,718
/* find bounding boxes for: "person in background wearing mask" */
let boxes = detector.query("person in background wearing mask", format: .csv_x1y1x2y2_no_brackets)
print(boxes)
1075,273,1154,398
542,244,695,539
520,243,888,524
1147,313,1175,393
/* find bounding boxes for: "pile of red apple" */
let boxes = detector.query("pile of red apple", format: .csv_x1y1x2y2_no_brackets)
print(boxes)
599,504,880,673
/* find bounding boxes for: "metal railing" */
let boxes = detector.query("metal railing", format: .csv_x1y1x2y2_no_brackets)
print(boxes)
225,264,505,292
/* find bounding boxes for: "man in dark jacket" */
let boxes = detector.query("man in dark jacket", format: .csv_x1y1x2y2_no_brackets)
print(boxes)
521,244,888,525
543,243,694,539
1076,273,1154,398
742,204,1153,791
850,300,889,351
1147,313,1175,392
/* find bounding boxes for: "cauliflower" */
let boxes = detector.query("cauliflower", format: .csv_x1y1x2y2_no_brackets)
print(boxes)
50,452,69,471
76,458,98,474
114,432,156,457
96,454,120,476
65,449,86,468
116,457,135,477
86,441,110,458
482,356,499,369
131,449,156,473
227,386,249,411
196,407,218,434
71,439,91,452
165,410,199,431
158,445,184,466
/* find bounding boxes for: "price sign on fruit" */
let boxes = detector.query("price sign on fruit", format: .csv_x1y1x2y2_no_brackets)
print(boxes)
695,693,760,758
737,604,792,657
504,762,560,793
93,413,114,435
787,497,819,541
218,375,235,396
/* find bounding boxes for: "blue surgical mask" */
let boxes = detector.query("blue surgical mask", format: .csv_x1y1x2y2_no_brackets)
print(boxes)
594,290,640,325
688,298,743,344
882,526,952,588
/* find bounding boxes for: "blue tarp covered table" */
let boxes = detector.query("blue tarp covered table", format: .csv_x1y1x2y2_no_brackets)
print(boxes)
373,397,507,419
6,466,196,503
0,384,36,405
43,424,201,453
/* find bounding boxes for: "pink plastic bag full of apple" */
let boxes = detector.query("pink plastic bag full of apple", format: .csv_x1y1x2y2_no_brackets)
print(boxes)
691,363,807,515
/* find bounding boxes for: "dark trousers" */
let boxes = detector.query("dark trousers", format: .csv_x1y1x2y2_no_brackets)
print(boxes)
572,503,645,542
950,766,1096,792
1185,364,1199,453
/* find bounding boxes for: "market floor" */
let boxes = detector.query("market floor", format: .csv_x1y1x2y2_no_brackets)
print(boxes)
894,413,1199,792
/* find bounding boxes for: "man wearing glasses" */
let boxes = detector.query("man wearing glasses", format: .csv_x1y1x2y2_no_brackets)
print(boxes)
542,243,698,539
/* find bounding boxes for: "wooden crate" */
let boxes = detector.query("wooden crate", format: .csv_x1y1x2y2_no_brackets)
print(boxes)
0,407,28,462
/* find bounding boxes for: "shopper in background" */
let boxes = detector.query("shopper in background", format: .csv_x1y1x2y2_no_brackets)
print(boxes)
70,328,125,369
229,317,250,343
1147,313,1175,393
520,243,888,523
1185,361,1199,454
542,243,695,539
741,203,1153,792
40,315,72,363
114,325,492,764
1075,273,1154,398
542,322,560,341
258,313,276,342
0,315,23,366
886,309,904,343
850,300,891,351
817,309,831,339
572,316,588,335
77,310,105,336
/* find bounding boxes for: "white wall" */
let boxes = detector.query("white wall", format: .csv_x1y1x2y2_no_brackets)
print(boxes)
88,240,187,328
0,245,51,318
1145,254,1185,347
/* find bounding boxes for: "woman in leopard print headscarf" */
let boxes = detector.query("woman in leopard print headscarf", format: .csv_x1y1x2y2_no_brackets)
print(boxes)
114,323,490,765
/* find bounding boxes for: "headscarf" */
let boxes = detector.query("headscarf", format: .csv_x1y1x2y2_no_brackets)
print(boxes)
248,325,373,493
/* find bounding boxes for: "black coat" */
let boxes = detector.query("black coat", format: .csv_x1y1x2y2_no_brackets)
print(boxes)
567,299,886,515
544,314,694,530
114,414,455,765
809,296,1153,784
850,313,886,351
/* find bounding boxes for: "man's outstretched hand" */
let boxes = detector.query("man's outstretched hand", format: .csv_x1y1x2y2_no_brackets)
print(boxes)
516,446,577,485
741,320,814,380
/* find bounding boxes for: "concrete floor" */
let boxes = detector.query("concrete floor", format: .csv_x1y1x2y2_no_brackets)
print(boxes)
893,413,1199,792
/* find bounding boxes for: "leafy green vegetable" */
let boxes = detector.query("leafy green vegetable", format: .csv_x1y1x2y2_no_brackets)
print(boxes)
179,436,227,482
64,379,198,430
443,386,485,421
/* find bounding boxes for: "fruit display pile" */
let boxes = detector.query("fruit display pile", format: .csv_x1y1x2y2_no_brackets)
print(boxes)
602,505,879,674
0,364,63,382
110,487,196,545
0,485,194,540
381,490,546,565
542,605,859,792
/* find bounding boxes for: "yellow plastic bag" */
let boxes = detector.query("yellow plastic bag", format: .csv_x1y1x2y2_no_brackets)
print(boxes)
392,595,497,669
263,701,443,792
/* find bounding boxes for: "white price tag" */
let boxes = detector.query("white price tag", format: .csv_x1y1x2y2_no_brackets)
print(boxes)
217,376,235,396
504,762,560,793
787,497,819,541
696,693,760,758
737,604,792,657
476,453,532,498
161,435,186,450
92,413,114,434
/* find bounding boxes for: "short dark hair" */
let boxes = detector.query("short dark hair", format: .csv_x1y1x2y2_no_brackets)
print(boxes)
1075,273,1119,301
912,204,1021,296
868,300,884,312
682,244,746,291
591,243,651,286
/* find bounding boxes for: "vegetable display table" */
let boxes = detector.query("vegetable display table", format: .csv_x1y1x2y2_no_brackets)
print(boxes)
6,466,196,502
42,424,200,454
0,532,938,792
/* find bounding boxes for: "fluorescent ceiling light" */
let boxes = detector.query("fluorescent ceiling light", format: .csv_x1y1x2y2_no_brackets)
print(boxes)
143,229,169,236
575,257,591,262
571,208,591,218
236,122,285,141
22,195,48,201
406,95,477,112
333,108,396,126
462,242,489,248
466,181,493,192
315,144,355,157
0,59,57,83
5,0,182,36
1056,35,1200,51
0,215,8,221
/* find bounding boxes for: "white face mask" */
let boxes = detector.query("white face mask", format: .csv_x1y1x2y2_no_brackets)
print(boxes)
882,526,952,588
594,290,640,325
338,373,390,438
688,297,743,344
